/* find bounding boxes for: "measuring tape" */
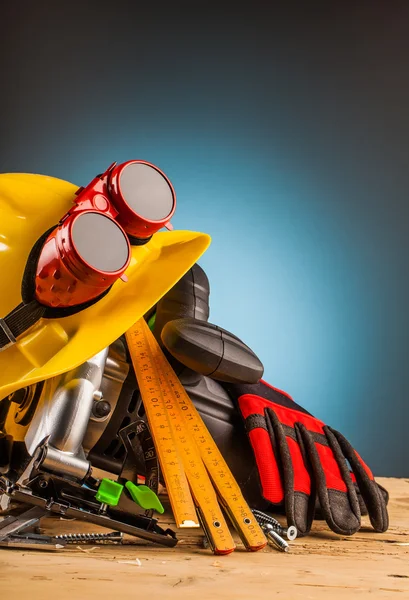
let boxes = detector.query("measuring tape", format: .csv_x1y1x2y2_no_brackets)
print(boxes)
126,318,267,554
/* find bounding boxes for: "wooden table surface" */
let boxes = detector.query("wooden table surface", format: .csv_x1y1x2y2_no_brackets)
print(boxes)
0,477,408,599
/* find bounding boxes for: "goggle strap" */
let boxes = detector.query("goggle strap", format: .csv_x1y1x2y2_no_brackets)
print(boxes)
0,301,45,351
127,233,153,246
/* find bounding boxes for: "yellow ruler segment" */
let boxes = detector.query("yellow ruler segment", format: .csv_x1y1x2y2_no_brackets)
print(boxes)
127,319,235,554
125,325,198,528
143,320,267,552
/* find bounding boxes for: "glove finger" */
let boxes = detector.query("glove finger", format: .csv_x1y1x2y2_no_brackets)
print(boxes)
240,397,284,506
266,408,315,536
296,423,361,535
377,483,390,505
326,427,389,533
349,478,389,516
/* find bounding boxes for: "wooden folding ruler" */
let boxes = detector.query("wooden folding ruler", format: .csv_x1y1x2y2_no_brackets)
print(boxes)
125,318,267,555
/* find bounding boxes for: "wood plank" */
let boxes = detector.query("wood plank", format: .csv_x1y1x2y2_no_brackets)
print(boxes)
0,477,408,599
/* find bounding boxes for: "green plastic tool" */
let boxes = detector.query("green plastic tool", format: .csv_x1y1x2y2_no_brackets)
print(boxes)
147,312,156,331
95,478,124,507
125,481,164,514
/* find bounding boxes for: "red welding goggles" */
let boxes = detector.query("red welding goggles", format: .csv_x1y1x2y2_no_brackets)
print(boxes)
35,160,176,309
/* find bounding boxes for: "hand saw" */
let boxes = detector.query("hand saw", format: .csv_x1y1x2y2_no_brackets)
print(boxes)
125,318,267,554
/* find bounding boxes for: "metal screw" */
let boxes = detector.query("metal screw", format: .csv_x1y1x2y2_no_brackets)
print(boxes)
262,523,289,553
284,525,297,541
252,509,297,541
54,531,123,544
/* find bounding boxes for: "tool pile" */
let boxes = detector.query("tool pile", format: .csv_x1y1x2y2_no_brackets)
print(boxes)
0,162,389,557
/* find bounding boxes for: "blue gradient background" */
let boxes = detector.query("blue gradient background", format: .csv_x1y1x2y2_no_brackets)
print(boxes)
1,3,408,475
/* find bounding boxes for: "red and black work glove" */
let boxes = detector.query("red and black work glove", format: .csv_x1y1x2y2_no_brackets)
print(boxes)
222,379,389,537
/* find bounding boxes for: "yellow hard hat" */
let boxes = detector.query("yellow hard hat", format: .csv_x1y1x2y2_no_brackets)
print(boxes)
0,172,211,400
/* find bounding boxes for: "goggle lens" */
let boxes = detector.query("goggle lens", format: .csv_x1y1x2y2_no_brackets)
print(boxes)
118,162,174,222
71,212,130,273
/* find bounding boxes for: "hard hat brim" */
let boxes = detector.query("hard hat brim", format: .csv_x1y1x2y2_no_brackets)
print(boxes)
0,229,211,400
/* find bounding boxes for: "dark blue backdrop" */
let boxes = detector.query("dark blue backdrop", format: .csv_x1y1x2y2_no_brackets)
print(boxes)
1,2,408,476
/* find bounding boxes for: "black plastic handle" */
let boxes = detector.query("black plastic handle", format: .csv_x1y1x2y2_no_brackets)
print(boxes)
153,263,210,341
